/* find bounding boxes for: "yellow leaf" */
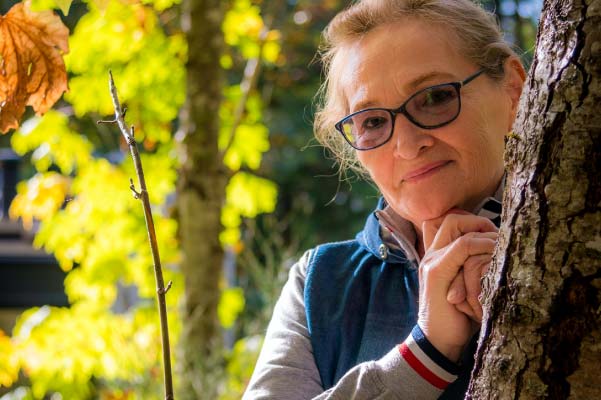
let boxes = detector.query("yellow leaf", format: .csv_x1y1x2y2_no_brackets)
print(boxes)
218,287,245,329
54,0,73,15
223,123,270,171
225,172,277,218
31,0,74,15
263,40,280,64
0,330,18,387
0,0,69,133
9,172,70,230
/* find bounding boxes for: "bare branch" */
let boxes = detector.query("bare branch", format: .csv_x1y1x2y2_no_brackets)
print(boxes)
100,71,175,400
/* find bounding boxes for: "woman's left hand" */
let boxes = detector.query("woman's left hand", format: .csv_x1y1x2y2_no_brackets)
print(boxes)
445,248,494,322
423,210,497,323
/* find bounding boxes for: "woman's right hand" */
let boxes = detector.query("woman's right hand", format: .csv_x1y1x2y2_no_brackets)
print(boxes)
417,213,497,362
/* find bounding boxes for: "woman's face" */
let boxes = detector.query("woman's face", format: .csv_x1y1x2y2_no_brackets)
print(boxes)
339,20,522,229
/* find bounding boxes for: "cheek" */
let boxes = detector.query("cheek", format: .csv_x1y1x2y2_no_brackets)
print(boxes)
357,149,390,182
464,115,506,176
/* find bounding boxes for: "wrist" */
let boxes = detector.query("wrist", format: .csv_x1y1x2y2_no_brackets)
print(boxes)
417,322,463,363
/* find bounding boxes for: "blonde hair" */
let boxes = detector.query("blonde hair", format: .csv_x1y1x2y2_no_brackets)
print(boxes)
313,0,519,175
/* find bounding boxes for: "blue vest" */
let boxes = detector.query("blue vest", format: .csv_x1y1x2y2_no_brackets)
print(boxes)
304,200,476,398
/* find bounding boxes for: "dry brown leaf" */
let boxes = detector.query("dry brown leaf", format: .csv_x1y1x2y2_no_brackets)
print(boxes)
0,0,69,133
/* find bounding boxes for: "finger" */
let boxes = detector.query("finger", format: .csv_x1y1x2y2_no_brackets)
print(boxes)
463,254,490,321
422,219,443,251
446,270,466,304
455,301,477,320
422,209,471,250
471,231,498,241
428,214,498,251
426,234,497,285
482,260,492,275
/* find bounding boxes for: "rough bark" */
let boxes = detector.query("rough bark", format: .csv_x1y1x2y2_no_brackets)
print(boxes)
176,0,227,398
467,0,601,398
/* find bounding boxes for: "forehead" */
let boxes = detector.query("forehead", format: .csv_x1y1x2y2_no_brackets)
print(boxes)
338,20,473,112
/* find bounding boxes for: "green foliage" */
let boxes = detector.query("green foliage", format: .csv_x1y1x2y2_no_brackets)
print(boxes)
8,109,182,399
2,0,282,398
11,111,93,174
218,287,245,329
9,171,70,230
30,0,74,15
65,0,186,144
220,89,270,171
221,172,277,246
9,305,167,399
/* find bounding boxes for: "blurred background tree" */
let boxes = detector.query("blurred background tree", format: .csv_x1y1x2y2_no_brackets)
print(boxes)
0,0,542,399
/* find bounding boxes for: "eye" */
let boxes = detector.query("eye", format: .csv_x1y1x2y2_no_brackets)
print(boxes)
421,87,457,107
362,116,388,131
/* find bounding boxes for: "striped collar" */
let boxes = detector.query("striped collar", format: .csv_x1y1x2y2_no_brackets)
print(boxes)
375,180,503,264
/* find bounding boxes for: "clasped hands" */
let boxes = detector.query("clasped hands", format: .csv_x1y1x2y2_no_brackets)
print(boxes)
417,211,498,363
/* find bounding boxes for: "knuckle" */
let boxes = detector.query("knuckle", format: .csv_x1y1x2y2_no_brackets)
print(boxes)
464,257,478,270
443,213,460,226
456,235,473,253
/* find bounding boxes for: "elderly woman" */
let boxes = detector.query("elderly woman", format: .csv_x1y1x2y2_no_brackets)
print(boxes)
244,0,525,399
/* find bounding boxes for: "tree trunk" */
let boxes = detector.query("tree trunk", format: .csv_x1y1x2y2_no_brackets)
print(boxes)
176,0,226,398
467,0,601,398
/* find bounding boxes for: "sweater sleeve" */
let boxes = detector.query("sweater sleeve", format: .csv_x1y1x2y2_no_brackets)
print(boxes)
243,250,460,400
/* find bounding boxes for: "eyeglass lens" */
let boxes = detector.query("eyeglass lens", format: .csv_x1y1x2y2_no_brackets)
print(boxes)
340,83,460,149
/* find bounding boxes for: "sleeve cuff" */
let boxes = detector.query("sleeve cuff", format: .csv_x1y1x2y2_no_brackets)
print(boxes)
397,325,460,390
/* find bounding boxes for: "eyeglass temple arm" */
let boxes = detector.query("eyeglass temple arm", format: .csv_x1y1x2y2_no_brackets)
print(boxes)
460,69,486,87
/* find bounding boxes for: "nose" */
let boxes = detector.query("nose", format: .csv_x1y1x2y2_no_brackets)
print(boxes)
391,116,435,159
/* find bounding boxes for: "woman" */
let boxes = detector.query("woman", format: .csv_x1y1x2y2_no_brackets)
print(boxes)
244,0,526,398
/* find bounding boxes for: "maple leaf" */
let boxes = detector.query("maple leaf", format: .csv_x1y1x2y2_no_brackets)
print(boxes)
0,0,69,133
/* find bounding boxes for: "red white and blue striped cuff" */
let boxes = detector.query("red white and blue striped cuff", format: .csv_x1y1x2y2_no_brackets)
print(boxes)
398,325,460,390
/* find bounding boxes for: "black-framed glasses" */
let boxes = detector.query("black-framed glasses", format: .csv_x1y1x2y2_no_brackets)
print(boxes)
334,69,485,150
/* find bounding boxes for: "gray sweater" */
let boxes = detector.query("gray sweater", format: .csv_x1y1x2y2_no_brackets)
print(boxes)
243,249,455,399
243,189,504,399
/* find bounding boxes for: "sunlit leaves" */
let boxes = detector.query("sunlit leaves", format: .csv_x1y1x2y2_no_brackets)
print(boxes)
222,123,270,171
0,330,18,388
4,0,281,397
223,0,263,58
30,0,74,15
65,0,185,143
223,0,281,64
219,86,270,171
125,148,177,206
140,0,181,12
0,0,69,133
12,111,93,174
9,172,70,230
221,172,277,246
34,156,178,290
227,172,277,218
15,159,181,395
218,287,245,329
10,305,165,399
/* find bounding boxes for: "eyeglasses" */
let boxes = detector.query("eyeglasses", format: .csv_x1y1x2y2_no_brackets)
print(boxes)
334,69,485,151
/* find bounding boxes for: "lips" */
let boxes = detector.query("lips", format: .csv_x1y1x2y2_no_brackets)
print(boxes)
402,160,451,182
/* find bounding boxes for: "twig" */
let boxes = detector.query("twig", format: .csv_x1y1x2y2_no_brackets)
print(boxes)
100,71,174,400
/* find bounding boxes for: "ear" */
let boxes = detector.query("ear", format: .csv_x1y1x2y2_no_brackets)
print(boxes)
503,57,527,130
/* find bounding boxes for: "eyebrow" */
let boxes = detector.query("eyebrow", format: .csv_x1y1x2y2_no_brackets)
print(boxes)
350,70,457,112
408,71,456,90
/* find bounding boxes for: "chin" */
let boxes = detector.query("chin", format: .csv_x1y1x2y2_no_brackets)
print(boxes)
396,200,454,225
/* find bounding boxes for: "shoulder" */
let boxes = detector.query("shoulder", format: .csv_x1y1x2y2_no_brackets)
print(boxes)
293,239,370,275
308,238,378,276
303,239,381,309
